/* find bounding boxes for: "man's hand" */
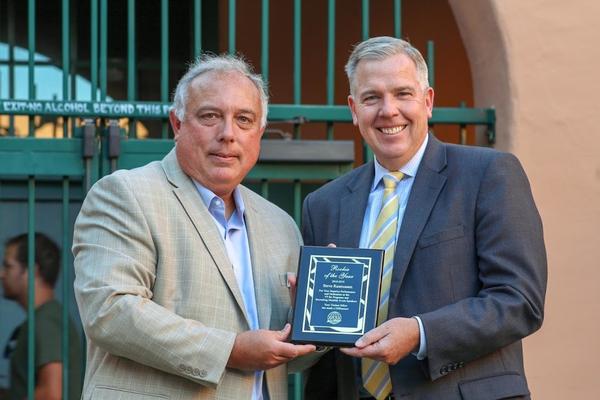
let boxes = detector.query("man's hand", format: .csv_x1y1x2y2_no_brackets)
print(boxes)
227,324,316,371
340,317,420,365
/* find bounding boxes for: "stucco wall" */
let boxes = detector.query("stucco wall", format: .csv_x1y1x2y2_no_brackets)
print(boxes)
449,0,600,398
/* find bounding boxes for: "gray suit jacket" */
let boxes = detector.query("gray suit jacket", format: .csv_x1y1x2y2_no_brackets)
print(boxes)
302,135,547,400
73,149,305,400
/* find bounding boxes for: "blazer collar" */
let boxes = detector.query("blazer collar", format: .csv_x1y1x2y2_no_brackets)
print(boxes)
161,148,251,327
338,163,375,247
390,134,448,302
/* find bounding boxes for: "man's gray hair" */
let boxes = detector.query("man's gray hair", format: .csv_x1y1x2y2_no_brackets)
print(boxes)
345,36,430,94
171,53,269,128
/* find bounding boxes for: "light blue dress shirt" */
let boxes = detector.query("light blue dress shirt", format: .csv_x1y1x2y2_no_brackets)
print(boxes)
194,182,265,400
358,135,429,360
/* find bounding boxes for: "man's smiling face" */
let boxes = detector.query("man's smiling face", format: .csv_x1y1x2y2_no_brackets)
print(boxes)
348,53,434,170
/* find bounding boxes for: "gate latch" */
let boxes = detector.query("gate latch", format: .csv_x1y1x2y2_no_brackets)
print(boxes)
82,119,96,158
107,120,121,158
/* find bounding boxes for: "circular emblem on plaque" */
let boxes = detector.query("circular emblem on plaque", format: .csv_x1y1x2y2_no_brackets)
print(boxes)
327,311,342,325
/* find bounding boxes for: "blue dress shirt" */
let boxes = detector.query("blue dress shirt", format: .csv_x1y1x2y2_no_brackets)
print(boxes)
194,182,265,400
358,135,429,360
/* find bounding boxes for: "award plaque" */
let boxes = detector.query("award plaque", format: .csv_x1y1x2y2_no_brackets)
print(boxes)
290,245,384,347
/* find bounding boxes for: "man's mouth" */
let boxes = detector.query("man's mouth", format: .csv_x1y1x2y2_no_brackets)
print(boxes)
211,152,238,160
378,125,407,135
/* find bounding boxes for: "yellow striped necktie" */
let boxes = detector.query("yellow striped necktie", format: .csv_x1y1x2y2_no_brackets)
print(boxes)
362,171,404,400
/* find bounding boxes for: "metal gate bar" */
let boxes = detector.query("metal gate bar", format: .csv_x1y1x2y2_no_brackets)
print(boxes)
27,0,34,136
26,178,35,398
128,0,136,137
62,178,71,400
91,0,98,101
161,0,169,138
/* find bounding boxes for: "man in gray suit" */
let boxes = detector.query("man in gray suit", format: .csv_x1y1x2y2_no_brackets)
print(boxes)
303,37,547,400
73,54,315,399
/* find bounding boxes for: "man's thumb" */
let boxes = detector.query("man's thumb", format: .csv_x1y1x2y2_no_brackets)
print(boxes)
279,323,292,339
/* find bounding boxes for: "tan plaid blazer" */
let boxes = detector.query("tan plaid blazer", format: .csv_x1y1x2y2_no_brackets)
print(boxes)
73,149,306,399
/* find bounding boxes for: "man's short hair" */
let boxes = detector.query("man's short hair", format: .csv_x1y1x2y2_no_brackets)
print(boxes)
5,233,60,287
345,36,430,94
171,53,269,128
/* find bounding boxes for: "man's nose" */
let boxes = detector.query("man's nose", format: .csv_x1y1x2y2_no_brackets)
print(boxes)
379,96,399,118
218,117,236,141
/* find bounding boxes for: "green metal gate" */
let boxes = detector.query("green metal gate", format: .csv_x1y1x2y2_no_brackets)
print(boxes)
0,1,495,399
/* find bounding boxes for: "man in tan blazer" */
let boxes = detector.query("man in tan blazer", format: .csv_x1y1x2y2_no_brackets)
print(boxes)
73,54,315,400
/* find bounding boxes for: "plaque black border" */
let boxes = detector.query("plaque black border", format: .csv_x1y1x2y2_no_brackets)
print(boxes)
290,245,384,347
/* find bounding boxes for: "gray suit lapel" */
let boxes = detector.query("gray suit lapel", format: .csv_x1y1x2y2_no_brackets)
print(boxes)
161,149,249,325
390,136,447,301
241,187,272,330
339,163,374,247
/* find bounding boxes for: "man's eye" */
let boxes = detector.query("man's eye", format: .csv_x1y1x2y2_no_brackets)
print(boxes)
363,95,378,103
200,113,218,120
238,116,253,125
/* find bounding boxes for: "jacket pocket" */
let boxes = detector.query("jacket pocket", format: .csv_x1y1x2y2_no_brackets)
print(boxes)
459,372,529,399
92,385,170,400
418,224,465,248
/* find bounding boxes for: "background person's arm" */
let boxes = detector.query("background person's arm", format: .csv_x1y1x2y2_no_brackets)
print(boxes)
34,362,62,400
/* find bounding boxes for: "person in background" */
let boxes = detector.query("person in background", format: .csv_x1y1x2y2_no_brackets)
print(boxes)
1,233,82,400
302,36,547,400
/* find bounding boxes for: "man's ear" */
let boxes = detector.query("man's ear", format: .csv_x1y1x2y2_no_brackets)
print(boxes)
259,122,266,137
348,95,358,126
425,87,434,118
169,110,182,140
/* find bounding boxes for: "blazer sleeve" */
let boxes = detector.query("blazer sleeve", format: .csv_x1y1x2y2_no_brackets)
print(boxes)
301,193,316,246
418,153,547,380
72,172,236,388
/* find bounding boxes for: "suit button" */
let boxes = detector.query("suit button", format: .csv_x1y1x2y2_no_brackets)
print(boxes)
458,362,465,368
199,369,207,378
193,368,200,376
440,366,448,375
178,364,186,371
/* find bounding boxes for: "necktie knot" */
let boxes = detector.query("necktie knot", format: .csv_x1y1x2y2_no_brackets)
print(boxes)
382,172,404,190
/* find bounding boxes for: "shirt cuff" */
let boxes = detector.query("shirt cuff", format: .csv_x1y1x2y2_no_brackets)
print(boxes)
412,316,427,360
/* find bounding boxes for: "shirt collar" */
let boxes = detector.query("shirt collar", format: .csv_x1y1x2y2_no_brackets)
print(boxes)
371,134,429,190
193,180,246,228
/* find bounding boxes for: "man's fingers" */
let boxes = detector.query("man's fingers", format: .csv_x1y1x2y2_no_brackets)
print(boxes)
355,325,389,348
287,272,297,288
294,343,317,356
340,346,362,357
276,342,316,359
279,323,291,339
340,344,384,360
287,273,298,307
228,327,316,371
